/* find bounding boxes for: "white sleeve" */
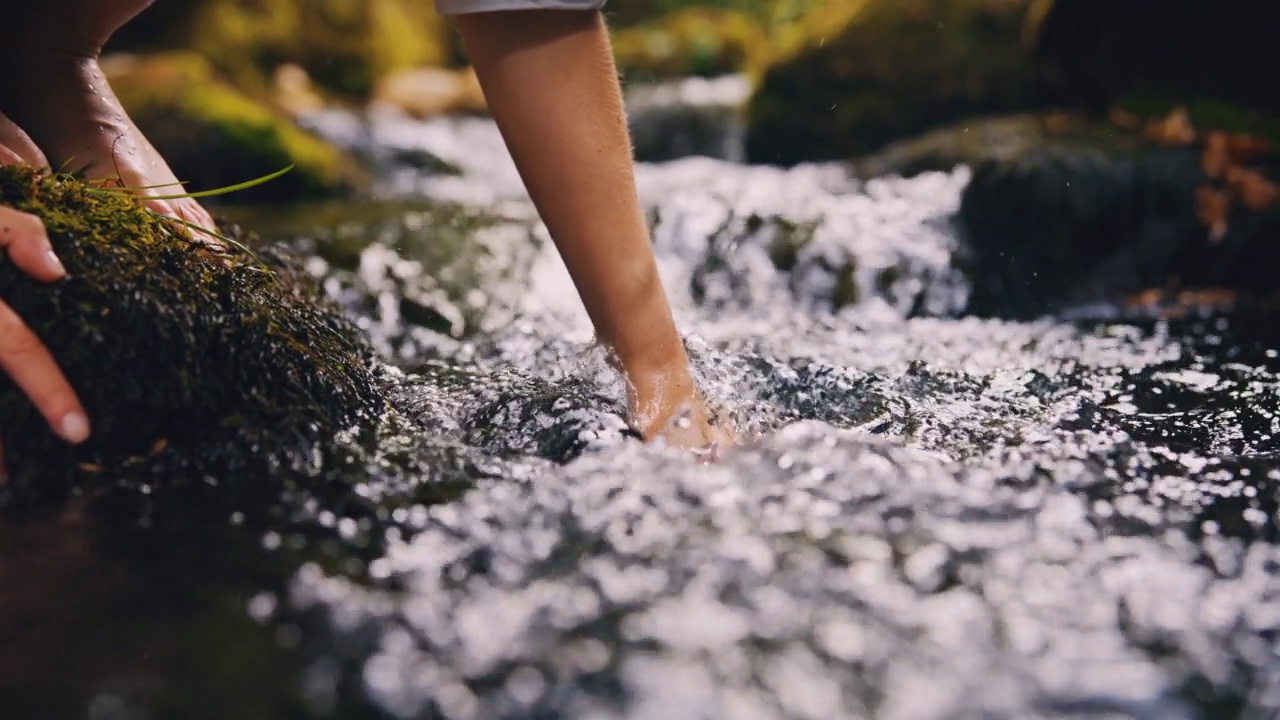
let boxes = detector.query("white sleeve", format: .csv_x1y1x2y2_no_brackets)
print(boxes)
435,0,606,15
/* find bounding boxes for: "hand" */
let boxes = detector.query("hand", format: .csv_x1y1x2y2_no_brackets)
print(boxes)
627,366,736,460
0,131,92,480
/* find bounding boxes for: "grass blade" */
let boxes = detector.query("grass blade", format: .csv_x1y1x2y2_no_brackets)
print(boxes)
141,165,295,200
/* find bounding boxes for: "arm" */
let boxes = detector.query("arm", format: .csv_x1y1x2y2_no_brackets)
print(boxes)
453,9,725,449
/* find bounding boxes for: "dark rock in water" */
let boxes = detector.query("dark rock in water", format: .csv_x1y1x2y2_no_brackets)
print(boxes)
0,166,385,508
850,114,1104,179
957,134,1280,319
626,77,750,163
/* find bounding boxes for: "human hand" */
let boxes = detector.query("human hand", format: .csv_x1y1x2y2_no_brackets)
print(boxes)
0,136,92,479
627,367,735,461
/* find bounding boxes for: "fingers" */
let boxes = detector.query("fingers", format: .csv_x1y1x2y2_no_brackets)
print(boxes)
0,206,68,283
144,196,225,252
0,144,24,166
0,300,90,445
0,113,49,168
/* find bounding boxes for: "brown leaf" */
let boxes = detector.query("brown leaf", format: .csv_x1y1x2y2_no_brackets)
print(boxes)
1109,108,1143,131
1226,166,1279,210
1225,133,1272,163
1194,184,1230,242
1143,107,1196,145
1201,132,1231,180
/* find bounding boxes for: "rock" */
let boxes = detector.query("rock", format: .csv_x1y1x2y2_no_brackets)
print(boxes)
744,0,1060,165
956,117,1280,318
850,113,1094,178
370,67,488,120
107,0,456,98
625,75,753,162
611,8,768,83
1036,0,1280,119
103,52,370,203
0,165,385,504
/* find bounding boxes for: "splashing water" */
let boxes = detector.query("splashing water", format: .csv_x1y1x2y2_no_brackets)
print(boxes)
18,80,1280,719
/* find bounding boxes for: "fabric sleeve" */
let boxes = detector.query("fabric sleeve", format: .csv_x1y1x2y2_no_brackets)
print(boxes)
435,0,606,15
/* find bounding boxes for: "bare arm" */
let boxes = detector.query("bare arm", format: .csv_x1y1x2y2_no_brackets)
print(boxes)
455,9,725,448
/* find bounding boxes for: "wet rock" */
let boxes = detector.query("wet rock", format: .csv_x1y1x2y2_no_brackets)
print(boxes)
745,0,1060,165
0,165,384,505
850,113,1085,179
611,8,768,83
957,118,1280,319
103,52,370,203
626,76,752,162
106,0,455,98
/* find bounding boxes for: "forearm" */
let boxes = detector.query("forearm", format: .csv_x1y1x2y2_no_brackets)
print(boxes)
455,10,689,386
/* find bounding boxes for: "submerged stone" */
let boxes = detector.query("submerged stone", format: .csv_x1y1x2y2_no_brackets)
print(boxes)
0,165,385,507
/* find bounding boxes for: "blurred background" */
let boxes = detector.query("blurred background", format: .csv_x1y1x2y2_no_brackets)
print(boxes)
102,0,1276,176
96,0,1278,313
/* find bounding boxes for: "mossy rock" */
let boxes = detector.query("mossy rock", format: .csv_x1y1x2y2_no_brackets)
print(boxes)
0,165,385,506
957,138,1280,318
744,0,1061,165
107,0,456,98
105,52,369,204
612,8,768,82
1035,0,1279,121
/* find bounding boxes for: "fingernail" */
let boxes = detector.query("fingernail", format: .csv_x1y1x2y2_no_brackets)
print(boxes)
45,249,67,277
58,411,91,444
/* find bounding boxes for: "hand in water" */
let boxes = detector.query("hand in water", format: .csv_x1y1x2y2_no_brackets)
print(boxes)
0,122,92,478
628,367,736,460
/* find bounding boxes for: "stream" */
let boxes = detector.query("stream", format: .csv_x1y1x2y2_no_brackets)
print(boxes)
5,77,1280,720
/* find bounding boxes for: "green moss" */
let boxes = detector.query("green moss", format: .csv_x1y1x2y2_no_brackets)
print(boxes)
106,52,368,203
108,0,454,98
612,8,769,82
0,165,384,504
745,0,1059,165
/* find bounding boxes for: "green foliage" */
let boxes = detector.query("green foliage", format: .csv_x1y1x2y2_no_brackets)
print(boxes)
105,53,367,203
745,0,1057,165
612,8,769,81
108,0,455,98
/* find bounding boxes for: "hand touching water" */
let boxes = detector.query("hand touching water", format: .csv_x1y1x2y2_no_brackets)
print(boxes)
0,114,91,478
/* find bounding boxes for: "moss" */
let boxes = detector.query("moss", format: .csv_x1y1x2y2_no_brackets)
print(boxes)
612,8,769,82
0,165,384,505
744,0,1060,165
105,52,369,204
108,0,454,98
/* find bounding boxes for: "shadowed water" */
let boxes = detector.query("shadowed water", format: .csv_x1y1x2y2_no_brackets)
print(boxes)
5,81,1280,720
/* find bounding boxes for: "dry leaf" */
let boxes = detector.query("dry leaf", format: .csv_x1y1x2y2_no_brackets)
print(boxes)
1194,184,1230,242
1109,108,1143,131
1225,133,1272,163
1226,166,1279,210
1201,132,1231,179
1144,107,1196,145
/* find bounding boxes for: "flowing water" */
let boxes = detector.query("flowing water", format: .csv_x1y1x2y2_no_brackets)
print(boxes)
6,78,1280,720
